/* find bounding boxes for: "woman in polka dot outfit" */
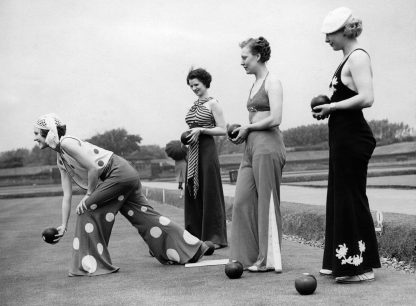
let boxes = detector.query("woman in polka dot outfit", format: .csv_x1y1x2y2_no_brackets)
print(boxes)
34,113,210,276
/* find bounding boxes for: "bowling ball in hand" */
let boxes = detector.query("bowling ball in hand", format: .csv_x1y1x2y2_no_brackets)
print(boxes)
310,95,330,110
204,241,215,256
227,124,241,139
42,227,59,244
180,130,192,145
295,273,317,295
225,260,244,279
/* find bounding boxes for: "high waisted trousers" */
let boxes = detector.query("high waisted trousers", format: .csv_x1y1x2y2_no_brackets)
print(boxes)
69,155,205,276
230,128,286,271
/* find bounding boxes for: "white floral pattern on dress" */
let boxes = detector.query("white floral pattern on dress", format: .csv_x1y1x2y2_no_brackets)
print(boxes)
335,240,366,266
328,76,338,99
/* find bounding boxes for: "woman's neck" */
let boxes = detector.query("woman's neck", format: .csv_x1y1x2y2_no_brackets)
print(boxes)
342,39,359,57
198,91,210,100
254,65,269,81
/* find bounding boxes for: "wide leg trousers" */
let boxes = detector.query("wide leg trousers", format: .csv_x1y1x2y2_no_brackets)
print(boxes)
322,121,381,277
69,155,205,276
230,128,286,271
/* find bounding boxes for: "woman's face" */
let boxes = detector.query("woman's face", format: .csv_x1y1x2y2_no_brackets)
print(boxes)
33,127,48,149
240,46,260,74
325,30,345,51
188,78,207,97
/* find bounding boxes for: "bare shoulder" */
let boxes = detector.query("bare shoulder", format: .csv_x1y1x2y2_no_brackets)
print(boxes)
265,73,282,91
208,98,222,110
349,50,371,67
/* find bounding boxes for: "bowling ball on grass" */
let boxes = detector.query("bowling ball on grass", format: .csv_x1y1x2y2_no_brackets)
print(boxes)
225,260,244,279
42,227,59,244
310,95,330,110
180,130,192,145
295,273,317,295
227,124,241,139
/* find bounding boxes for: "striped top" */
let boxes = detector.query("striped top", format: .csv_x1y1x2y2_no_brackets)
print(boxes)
185,97,216,198
185,97,216,129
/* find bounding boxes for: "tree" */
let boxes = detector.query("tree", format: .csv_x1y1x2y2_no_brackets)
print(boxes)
86,128,142,157
282,123,328,148
0,148,30,168
127,145,167,161
25,146,57,166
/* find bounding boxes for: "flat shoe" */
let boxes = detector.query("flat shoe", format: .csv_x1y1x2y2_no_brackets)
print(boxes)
319,269,333,276
335,272,375,283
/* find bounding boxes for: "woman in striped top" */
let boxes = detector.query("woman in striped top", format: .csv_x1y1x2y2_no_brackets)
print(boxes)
184,68,228,249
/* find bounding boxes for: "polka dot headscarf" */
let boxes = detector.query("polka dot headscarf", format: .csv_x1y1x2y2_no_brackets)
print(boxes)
34,113,65,149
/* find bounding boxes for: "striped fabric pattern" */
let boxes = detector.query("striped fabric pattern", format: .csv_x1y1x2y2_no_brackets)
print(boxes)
185,97,216,198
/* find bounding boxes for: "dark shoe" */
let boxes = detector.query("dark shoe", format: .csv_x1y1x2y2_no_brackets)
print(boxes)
187,242,209,263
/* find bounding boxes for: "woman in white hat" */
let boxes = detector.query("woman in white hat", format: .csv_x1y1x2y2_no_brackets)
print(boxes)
34,113,211,276
313,7,380,283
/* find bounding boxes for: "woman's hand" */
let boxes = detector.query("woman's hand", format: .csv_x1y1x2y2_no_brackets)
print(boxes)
54,224,67,242
232,125,249,144
187,128,204,145
76,194,90,215
312,104,331,120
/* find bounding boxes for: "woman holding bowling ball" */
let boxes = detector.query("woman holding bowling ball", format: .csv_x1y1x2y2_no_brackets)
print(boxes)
229,37,286,272
313,7,380,283
33,113,211,276
184,68,228,249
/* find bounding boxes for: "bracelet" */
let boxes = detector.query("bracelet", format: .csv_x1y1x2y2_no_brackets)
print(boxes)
329,103,334,113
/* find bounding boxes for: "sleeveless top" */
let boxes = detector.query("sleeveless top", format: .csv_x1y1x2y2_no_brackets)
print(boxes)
247,72,270,112
327,48,375,145
56,136,113,190
185,97,216,198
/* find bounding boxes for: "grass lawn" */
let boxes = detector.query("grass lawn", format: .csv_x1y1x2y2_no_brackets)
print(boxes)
1,196,416,305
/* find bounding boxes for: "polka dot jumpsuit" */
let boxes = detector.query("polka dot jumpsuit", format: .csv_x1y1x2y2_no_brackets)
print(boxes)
57,136,207,276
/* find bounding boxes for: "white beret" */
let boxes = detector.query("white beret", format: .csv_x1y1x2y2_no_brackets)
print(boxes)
321,7,352,34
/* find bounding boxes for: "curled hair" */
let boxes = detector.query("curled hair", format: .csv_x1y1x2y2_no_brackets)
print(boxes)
344,17,363,38
40,125,67,139
186,68,212,88
239,36,271,63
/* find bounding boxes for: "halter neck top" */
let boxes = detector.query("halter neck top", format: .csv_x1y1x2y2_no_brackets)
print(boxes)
247,73,270,112
185,97,216,129
184,97,216,198
329,48,369,103
328,48,370,128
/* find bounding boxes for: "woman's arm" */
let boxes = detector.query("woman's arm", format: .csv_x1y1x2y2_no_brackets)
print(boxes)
314,51,374,117
187,100,226,144
60,138,99,214
55,168,72,241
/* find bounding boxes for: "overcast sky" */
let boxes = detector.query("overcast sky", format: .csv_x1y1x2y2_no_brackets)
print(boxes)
1,0,415,152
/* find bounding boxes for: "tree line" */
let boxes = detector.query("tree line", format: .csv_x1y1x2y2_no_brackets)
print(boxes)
1,119,414,168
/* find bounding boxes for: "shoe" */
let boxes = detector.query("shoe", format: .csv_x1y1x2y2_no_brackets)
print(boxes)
335,271,375,283
187,242,209,263
319,269,333,276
